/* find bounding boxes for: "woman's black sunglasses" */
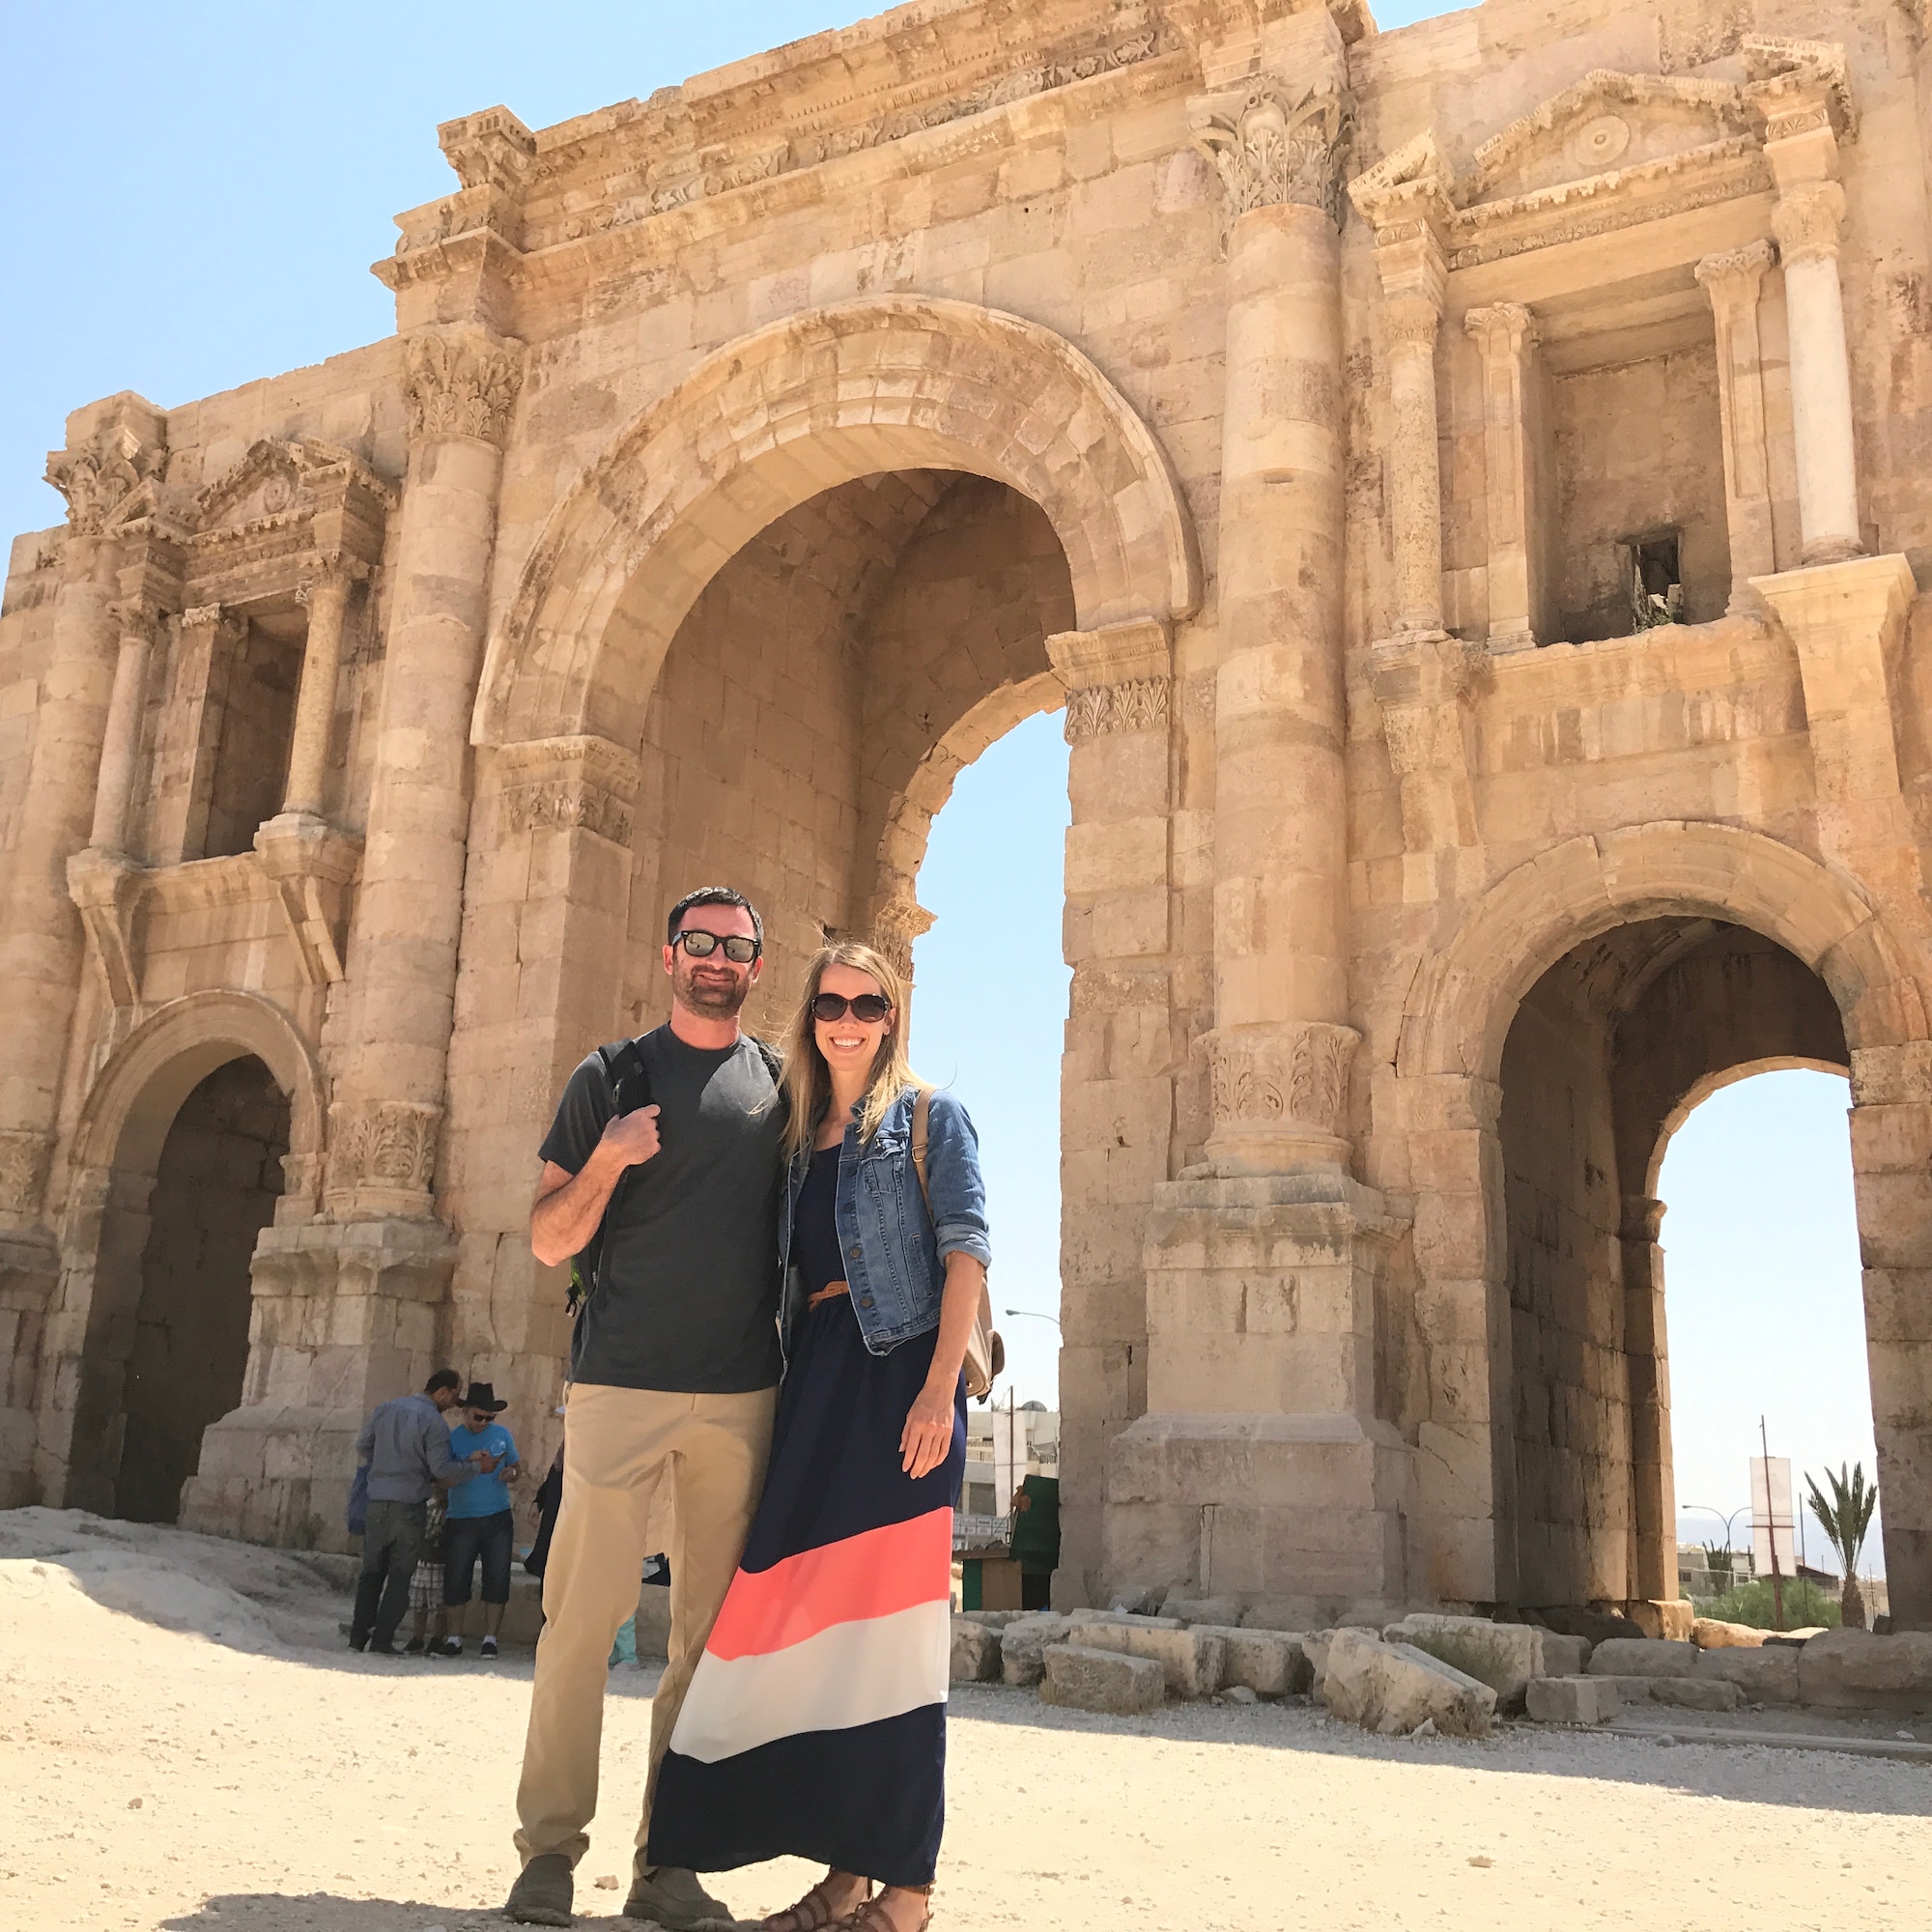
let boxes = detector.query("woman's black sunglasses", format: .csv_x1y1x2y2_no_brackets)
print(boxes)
812,991,892,1023
673,930,760,963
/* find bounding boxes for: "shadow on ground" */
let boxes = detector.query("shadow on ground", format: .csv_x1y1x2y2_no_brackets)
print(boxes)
949,1682,1932,1817
161,1896,516,1931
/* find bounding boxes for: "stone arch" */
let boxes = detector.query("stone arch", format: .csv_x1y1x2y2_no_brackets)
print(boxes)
71,989,324,1194
1648,1052,1850,1196
473,296,1201,753
1399,822,1928,1086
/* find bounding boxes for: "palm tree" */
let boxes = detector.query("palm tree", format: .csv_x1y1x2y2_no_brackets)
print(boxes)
1804,1462,1879,1630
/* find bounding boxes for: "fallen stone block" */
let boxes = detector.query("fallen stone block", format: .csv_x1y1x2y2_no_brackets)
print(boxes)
959,1609,1023,1630
1068,1607,1184,1632
1628,1599,1694,1641
1322,1629,1496,1739
1798,1629,1932,1711
1068,1617,1226,1697
1194,1625,1309,1697
1038,1642,1165,1716
1691,1617,1767,1650
950,1615,1002,1684
998,1613,1072,1688
1525,1675,1619,1725
1543,1605,1645,1643
1694,1644,1800,1704
1161,1594,1244,1629
1599,1675,1655,1704
1651,1675,1744,1713
1540,1633,1592,1677
1303,1630,1335,1700
1587,1637,1700,1679
1385,1614,1545,1709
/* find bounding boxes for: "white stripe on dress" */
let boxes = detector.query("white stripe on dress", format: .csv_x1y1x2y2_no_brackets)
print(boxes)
668,1600,952,1764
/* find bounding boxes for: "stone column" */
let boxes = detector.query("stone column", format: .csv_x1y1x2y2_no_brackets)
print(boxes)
1619,1195,1676,1608
325,326,523,1220
1190,71,1358,1177
1464,304,1545,651
1047,619,1177,1609
88,603,159,854
281,561,356,820
1696,242,1779,602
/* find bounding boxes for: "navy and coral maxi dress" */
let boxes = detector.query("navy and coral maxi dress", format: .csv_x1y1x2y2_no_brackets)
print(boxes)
648,1141,967,1889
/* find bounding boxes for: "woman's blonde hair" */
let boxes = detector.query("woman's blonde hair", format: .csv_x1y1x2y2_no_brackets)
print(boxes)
780,941,920,1161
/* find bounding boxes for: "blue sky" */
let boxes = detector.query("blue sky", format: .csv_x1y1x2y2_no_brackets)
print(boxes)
4,1,1881,1572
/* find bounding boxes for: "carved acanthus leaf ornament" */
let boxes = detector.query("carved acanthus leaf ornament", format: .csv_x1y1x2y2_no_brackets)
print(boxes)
1208,1022,1360,1144
1065,675,1170,742
45,426,166,538
328,1099,442,1198
1192,79,1356,238
403,332,526,448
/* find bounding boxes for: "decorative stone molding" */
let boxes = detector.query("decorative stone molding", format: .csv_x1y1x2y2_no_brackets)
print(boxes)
1743,36,1855,142
1064,677,1170,743
439,106,537,193
66,847,144,1009
1047,618,1173,741
870,897,937,981
327,1098,442,1203
0,1129,54,1220
253,813,364,986
1190,77,1355,236
44,421,166,538
402,329,525,448
1205,1020,1361,1164
1770,181,1846,265
497,734,640,846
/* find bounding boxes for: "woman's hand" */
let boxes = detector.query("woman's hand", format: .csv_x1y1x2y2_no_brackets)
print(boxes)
899,1376,956,1479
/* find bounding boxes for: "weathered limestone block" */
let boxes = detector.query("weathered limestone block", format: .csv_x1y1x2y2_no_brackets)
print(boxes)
1651,1676,1745,1713
1303,1628,1335,1699
1540,1633,1592,1676
1069,1607,1184,1632
1797,1630,1932,1710
1321,1629,1496,1739
1692,1618,1769,1649
1598,1676,1656,1704
1067,1615,1226,1697
1193,1625,1310,1696
1385,1613,1546,1708
998,1613,1073,1688
1525,1676,1619,1725
1161,1594,1244,1629
951,1615,1002,1684
1038,1643,1165,1716
1587,1638,1700,1679
1695,1645,1800,1704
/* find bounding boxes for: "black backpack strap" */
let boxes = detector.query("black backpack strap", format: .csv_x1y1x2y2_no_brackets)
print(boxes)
569,1038,653,1325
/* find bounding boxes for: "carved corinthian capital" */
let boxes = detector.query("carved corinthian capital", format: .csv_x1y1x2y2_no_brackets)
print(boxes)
0,1128,55,1219
327,1098,443,1209
1205,1019,1360,1171
1191,77,1356,236
1771,182,1845,266
402,328,526,448
44,421,166,538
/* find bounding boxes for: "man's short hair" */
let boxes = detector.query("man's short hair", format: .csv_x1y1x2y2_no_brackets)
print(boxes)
666,886,762,949
424,1368,461,1396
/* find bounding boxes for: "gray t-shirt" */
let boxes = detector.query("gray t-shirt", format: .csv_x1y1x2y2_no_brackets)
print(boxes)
540,1028,784,1393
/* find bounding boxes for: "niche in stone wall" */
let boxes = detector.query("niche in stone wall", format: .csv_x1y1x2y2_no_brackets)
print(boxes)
1544,269,1731,644
202,611,304,859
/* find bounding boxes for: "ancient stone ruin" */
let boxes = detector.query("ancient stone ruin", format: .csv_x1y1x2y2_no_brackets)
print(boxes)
2,1,1930,1635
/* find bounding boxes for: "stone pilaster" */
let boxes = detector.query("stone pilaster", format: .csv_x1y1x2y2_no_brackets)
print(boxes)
89,601,161,854
326,326,523,1221
1619,1194,1676,1608
280,560,358,820
1463,303,1545,651
149,603,246,865
1046,618,1176,1608
1697,242,1779,606
1190,53,1355,1178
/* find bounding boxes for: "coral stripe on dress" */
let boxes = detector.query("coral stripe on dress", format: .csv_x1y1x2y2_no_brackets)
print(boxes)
704,1505,953,1661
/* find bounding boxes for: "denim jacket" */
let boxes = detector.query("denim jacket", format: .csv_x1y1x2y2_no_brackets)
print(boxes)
778,1085,991,1361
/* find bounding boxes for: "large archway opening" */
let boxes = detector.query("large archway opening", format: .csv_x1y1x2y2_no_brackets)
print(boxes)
1496,917,1854,1608
71,1054,289,1521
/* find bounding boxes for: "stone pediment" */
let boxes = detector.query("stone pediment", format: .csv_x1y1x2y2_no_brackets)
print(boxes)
1469,71,1752,206
191,438,395,568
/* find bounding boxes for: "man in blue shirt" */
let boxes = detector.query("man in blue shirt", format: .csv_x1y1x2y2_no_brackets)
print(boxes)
435,1380,522,1660
352,1368,500,1654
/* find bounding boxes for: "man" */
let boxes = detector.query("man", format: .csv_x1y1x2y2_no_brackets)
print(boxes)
434,1380,522,1660
351,1368,500,1655
508,887,784,1929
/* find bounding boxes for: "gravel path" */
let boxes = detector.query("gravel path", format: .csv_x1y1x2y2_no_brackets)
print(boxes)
4,1509,1927,1932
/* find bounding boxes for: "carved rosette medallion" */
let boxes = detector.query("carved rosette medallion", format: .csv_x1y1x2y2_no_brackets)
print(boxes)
497,735,640,846
1205,1021,1360,1167
0,1128,55,1220
1064,675,1170,743
402,330,526,448
327,1099,443,1206
1191,78,1356,237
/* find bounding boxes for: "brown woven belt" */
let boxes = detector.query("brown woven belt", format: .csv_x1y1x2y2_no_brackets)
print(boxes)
807,1279,850,1309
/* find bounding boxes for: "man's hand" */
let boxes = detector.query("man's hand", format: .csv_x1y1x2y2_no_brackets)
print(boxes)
601,1104,661,1168
471,1450,501,1474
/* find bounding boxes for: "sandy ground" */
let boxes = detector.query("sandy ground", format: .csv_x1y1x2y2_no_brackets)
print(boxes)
5,1510,1930,1932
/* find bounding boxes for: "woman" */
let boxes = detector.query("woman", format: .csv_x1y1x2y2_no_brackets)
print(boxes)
648,942,990,1932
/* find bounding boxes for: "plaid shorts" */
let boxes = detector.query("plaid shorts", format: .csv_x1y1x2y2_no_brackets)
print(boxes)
409,1560,441,1613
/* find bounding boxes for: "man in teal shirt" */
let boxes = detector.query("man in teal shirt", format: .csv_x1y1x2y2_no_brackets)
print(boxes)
437,1381,522,1659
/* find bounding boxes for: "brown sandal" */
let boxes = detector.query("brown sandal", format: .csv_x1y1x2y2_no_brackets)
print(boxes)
839,1887,932,1932
764,1872,871,1932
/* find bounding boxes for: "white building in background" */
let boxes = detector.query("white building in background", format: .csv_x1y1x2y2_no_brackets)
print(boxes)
963,1403,1059,1518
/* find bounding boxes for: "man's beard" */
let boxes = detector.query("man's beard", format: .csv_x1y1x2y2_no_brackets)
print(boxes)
676,967,750,1018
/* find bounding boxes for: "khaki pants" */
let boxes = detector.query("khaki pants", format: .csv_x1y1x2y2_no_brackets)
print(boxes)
513,1380,776,1869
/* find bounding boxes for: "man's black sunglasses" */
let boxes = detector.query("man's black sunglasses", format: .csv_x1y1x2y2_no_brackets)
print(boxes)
673,930,761,963
811,991,892,1023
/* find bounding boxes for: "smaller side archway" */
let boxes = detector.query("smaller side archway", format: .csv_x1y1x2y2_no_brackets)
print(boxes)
39,992,323,1515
